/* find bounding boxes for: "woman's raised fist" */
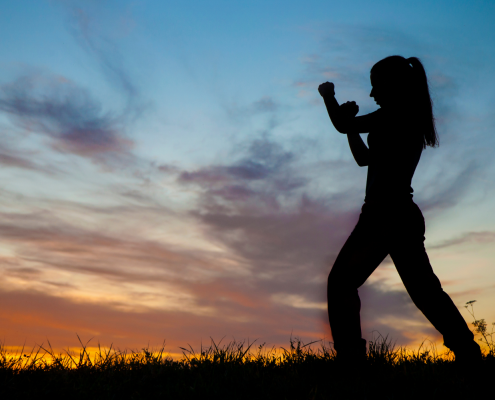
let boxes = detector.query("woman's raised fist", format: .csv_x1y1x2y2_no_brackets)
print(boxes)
318,82,335,98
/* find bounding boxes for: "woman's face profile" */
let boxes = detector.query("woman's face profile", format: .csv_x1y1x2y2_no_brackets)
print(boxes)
370,72,391,108
370,70,408,110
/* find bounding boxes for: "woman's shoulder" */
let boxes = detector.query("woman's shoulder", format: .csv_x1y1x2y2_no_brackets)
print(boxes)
365,108,388,132
376,106,408,119
374,107,419,129
354,108,383,129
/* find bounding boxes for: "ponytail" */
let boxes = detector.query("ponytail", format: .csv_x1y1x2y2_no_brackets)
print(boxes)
371,55,439,149
407,57,439,148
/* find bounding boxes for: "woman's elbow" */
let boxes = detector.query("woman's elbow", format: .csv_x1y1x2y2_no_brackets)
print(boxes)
333,125,348,134
329,118,348,134
357,158,369,167
336,121,357,134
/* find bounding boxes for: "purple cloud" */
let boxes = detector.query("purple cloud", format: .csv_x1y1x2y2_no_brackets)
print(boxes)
429,231,495,250
68,6,144,118
0,143,43,171
0,74,134,166
179,137,303,188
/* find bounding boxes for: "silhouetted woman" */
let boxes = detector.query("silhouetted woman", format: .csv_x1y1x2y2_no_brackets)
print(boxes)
318,56,481,364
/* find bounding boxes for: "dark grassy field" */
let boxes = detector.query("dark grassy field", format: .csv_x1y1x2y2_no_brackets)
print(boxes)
1,303,493,399
0,335,493,400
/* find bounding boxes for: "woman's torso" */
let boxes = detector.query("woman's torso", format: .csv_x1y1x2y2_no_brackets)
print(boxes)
364,108,424,204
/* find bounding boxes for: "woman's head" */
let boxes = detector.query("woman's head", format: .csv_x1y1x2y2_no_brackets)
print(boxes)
370,55,439,148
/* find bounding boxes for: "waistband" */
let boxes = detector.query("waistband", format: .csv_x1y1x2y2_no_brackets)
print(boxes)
364,193,413,205
362,194,415,213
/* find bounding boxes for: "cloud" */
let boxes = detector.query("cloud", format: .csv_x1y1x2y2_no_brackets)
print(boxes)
415,161,479,214
0,191,334,347
68,6,144,118
252,96,278,113
0,287,328,354
0,74,134,167
0,207,206,282
0,142,48,172
429,231,495,250
0,1,150,170
178,137,306,206
156,163,181,174
221,95,283,128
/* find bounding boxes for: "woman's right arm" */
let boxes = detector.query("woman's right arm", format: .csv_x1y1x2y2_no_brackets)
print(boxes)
318,82,374,167
347,133,369,167
326,98,370,166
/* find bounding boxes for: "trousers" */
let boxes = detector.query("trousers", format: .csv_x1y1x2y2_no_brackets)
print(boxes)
327,199,474,356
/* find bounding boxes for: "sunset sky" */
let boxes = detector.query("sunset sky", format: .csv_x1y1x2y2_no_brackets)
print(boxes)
1,0,494,356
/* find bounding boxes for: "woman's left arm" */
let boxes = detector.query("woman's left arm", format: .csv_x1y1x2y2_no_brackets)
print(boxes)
318,82,379,134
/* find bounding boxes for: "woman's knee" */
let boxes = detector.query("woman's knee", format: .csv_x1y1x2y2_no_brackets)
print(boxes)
403,269,442,293
407,281,444,308
327,270,354,298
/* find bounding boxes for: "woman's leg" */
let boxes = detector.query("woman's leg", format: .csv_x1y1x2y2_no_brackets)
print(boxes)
327,213,389,358
389,203,480,360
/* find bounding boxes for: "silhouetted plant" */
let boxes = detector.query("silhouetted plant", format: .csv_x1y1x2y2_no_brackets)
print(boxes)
465,300,495,356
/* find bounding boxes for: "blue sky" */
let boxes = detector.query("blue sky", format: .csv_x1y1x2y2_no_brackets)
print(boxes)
0,0,494,354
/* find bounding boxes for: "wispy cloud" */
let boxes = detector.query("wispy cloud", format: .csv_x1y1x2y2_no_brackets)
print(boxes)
67,6,145,119
179,137,302,189
429,231,495,250
0,142,47,172
0,74,134,167
416,161,480,214
0,1,151,170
